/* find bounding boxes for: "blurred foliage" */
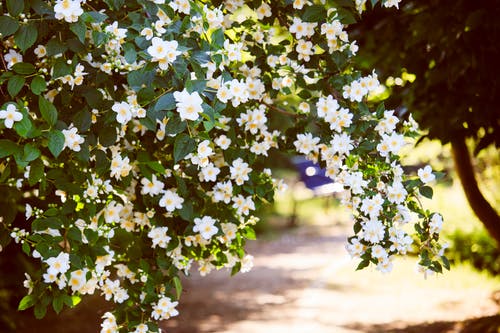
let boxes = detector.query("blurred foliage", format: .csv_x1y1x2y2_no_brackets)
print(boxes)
353,0,500,153
447,228,500,276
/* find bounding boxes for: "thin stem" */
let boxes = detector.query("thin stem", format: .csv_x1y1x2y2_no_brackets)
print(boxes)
262,102,299,118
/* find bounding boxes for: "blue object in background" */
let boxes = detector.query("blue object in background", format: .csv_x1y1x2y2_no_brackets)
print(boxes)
291,156,344,195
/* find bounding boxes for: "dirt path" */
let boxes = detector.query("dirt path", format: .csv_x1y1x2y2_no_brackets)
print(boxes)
162,224,500,333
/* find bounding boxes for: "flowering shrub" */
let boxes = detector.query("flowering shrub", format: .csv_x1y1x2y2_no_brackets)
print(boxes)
0,0,448,331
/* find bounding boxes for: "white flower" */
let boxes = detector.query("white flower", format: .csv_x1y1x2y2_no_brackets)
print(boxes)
330,133,353,156
371,244,388,260
140,174,165,196
294,133,320,155
212,181,233,204
229,158,252,185
387,182,407,204
147,37,180,69
25,204,33,220
62,125,85,152
383,0,401,9
103,201,123,224
54,0,83,23
148,226,171,248
232,195,255,216
140,27,154,40
112,101,133,125
215,135,231,150
418,165,436,184
4,49,23,69
296,39,314,62
0,104,23,129
377,132,405,157
193,216,218,240
346,238,365,258
348,80,368,102
362,219,385,244
240,254,254,273
69,269,87,293
376,257,393,274
200,163,220,182
429,213,443,235
159,189,184,212
151,296,179,320
221,222,238,242
45,252,70,275
316,95,339,118
360,194,383,219
197,140,213,158
345,171,368,195
110,154,132,180
132,323,149,333
256,2,272,20
173,89,204,121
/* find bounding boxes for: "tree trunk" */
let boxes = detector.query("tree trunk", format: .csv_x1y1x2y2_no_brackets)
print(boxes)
451,137,500,246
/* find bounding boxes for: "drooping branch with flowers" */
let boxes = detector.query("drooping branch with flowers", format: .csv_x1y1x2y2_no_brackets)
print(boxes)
0,0,447,331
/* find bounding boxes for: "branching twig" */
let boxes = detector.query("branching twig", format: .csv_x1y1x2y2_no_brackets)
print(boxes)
262,101,299,118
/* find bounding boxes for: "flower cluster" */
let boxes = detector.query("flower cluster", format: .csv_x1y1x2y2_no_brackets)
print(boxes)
0,0,447,332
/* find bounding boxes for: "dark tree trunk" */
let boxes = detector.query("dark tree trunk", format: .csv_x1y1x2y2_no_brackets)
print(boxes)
451,138,500,246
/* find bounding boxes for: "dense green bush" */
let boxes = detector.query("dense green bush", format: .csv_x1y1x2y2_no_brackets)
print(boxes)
447,228,500,275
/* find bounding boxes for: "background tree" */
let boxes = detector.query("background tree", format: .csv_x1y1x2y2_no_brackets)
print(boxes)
353,0,500,244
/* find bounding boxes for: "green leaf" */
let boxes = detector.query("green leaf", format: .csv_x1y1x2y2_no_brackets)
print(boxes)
73,109,92,132
0,139,21,158
441,255,450,271
81,11,108,23
38,96,58,126
30,75,47,95
145,161,166,174
302,5,327,22
51,58,72,79
356,259,370,270
173,133,195,163
21,242,31,255
18,295,36,311
7,0,24,16
46,39,68,57
48,130,65,158
0,15,20,36
244,227,256,240
29,158,44,186
34,302,47,319
123,43,137,64
91,30,107,46
127,70,155,91
165,115,186,135
52,295,64,314
7,75,25,98
14,23,37,52
70,20,86,43
71,295,81,307
154,93,176,111
24,143,41,162
13,109,32,138
12,62,36,75
98,128,117,147
62,294,81,307
173,276,182,300
419,185,433,199
179,201,193,221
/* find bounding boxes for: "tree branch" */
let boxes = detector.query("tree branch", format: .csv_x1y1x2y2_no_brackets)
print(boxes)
262,102,300,118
